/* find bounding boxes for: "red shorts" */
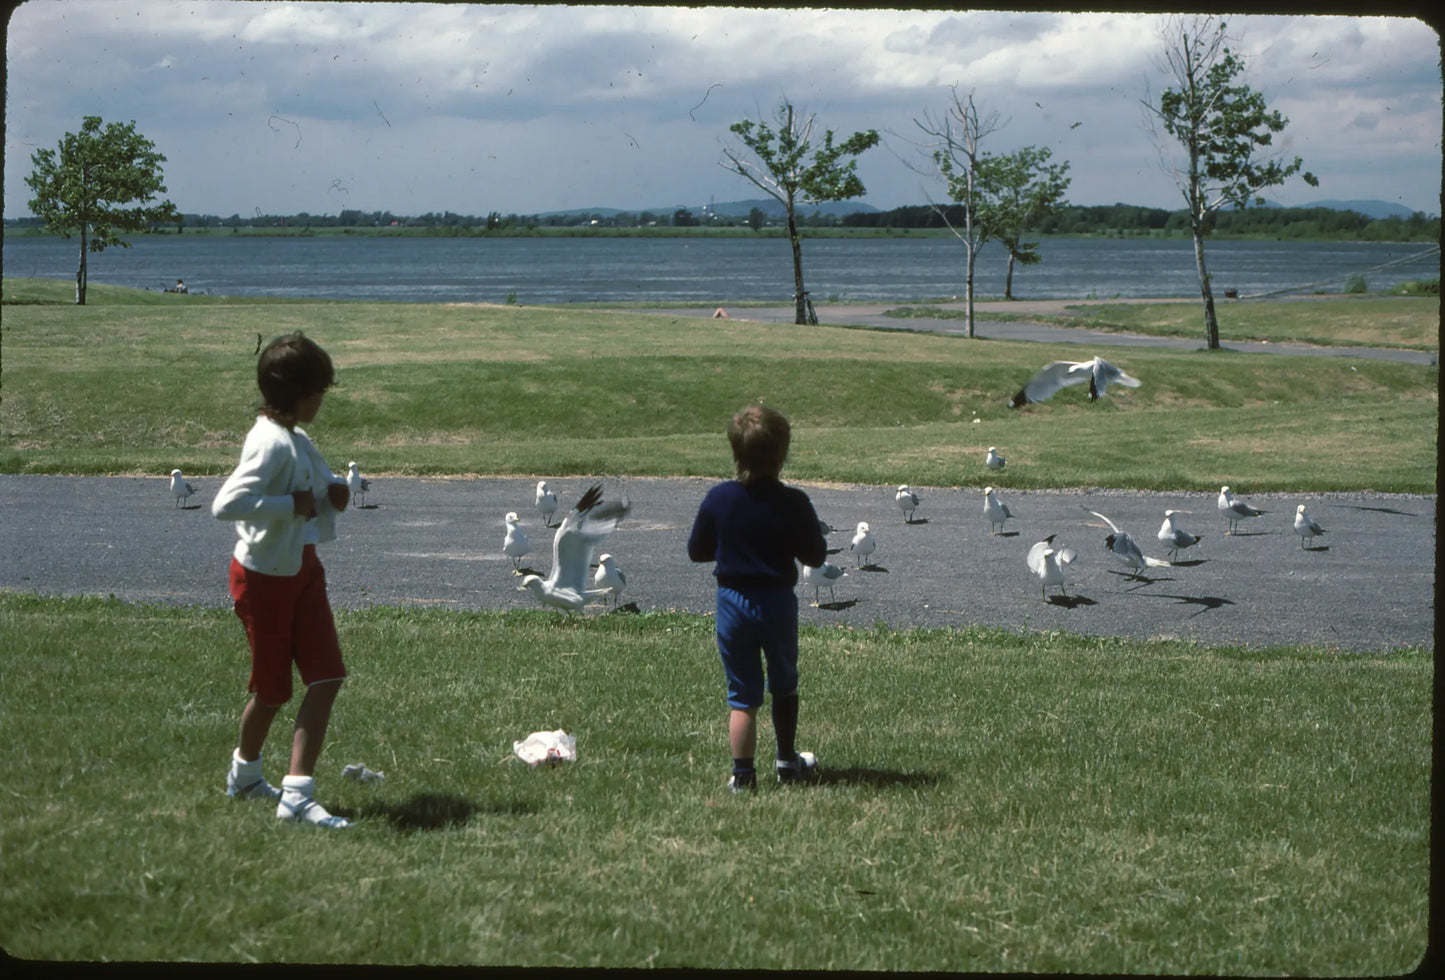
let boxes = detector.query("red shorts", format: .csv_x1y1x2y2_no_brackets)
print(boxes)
228,545,346,705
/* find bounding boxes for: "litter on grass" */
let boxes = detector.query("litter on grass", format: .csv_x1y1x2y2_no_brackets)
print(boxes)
513,729,577,767
341,764,386,783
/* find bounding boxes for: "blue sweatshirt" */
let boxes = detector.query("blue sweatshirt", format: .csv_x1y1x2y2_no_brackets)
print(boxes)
687,477,828,589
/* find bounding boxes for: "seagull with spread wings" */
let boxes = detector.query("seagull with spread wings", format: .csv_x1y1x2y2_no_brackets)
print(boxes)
1009,356,1140,407
519,484,630,611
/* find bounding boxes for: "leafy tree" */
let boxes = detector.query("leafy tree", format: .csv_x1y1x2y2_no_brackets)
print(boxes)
747,207,767,232
722,100,879,324
1142,16,1317,349
977,146,1071,300
912,86,1004,337
24,116,179,305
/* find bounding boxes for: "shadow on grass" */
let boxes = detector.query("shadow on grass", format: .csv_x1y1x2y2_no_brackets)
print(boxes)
348,792,537,832
815,766,943,790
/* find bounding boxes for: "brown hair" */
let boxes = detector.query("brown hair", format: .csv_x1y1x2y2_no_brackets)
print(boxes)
727,404,790,485
257,332,334,416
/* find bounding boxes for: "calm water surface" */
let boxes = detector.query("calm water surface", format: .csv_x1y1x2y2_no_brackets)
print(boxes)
4,234,1436,304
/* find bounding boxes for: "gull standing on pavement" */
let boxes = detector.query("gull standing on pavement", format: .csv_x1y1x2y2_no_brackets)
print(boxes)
1294,504,1328,550
519,484,630,611
346,461,370,508
801,561,847,605
1217,486,1267,535
593,552,627,605
1157,510,1203,560
535,480,560,527
169,468,198,508
895,485,921,523
849,521,877,568
1088,509,1171,578
1026,534,1076,599
502,511,531,573
983,486,1014,535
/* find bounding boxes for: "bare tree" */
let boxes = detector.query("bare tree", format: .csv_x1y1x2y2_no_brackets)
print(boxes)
912,86,1004,337
1142,16,1317,349
722,100,879,325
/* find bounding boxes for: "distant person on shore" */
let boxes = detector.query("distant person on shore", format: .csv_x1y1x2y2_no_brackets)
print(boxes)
687,404,828,793
211,332,352,828
172,279,187,294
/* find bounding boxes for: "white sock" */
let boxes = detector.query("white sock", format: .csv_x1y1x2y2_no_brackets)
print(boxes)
231,748,261,776
278,775,348,827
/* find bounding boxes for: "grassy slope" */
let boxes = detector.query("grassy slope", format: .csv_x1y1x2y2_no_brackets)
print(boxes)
1,279,1436,491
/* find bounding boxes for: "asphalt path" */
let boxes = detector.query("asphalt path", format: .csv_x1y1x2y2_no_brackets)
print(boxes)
1,475,1432,652
635,298,1437,365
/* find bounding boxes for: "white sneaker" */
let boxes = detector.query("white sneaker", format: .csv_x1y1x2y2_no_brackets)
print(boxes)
226,751,281,801
776,751,819,784
277,776,350,828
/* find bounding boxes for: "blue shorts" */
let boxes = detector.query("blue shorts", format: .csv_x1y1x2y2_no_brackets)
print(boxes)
715,586,800,710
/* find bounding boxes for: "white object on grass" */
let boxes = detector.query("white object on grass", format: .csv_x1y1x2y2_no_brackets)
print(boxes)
513,729,577,767
986,446,1006,470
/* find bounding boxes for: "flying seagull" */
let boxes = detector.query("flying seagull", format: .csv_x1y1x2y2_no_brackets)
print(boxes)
1157,509,1203,560
1294,504,1328,550
895,485,921,522
849,521,876,568
519,483,630,611
346,461,370,508
1087,509,1171,578
502,511,531,573
1026,534,1076,599
593,552,627,605
801,561,847,605
535,480,560,527
1217,486,1267,535
1009,356,1140,407
169,469,198,508
985,446,1006,470
983,486,1014,535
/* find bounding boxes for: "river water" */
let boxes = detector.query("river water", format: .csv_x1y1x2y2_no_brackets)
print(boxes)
3,233,1436,305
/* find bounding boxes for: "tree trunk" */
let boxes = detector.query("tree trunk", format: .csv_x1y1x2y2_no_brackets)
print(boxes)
1191,224,1220,349
1004,251,1016,301
964,243,977,338
75,226,89,306
787,207,806,325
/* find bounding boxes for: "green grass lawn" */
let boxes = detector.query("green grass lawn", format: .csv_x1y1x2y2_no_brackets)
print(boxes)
0,594,1430,972
1,279,1436,491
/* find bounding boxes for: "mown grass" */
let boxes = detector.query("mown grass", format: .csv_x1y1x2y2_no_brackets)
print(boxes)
1,279,1436,491
0,593,1429,972
887,296,1440,350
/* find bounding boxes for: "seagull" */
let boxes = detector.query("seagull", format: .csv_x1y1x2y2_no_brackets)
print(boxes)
519,483,630,611
169,469,198,508
502,511,531,573
801,561,847,605
346,461,370,508
1294,504,1328,550
817,518,836,536
985,446,1006,470
1009,356,1141,407
849,521,876,568
1026,534,1076,599
983,486,1014,534
1218,486,1267,535
593,552,627,605
1157,509,1203,560
895,485,921,522
535,480,559,527
1087,509,1171,578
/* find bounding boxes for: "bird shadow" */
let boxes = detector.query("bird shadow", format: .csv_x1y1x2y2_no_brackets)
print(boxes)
357,503,380,511
816,598,859,611
607,602,641,614
1148,593,1236,617
1170,558,1208,567
1338,504,1417,517
341,792,537,832
815,766,943,790
1108,569,1176,586
1302,544,1332,552
857,563,888,573
1225,530,1274,537
991,530,1021,538
826,547,844,556
904,517,930,525
179,503,204,511
1045,594,1096,608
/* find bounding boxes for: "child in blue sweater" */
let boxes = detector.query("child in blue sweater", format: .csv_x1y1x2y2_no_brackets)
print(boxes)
687,405,828,792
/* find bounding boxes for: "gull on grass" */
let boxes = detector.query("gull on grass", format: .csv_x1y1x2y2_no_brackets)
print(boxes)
983,486,1014,535
985,446,1006,470
519,483,630,612
1026,534,1076,600
346,461,370,508
801,561,847,605
502,511,531,573
1157,509,1203,560
895,485,921,522
1218,486,1267,535
169,469,198,508
1294,504,1328,550
1009,356,1140,407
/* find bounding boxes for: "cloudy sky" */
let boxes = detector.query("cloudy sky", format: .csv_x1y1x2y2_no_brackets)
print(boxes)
4,2,1441,219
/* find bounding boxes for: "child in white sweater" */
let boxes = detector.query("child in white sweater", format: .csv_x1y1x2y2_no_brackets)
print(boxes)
212,332,352,828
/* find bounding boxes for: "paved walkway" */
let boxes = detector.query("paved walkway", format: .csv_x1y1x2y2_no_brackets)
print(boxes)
628,298,1436,365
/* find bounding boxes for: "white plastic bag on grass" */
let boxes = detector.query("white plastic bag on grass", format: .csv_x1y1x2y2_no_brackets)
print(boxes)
513,729,577,767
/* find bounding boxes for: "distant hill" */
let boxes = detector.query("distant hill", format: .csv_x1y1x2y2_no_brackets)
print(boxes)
538,198,882,220
1247,198,1429,220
